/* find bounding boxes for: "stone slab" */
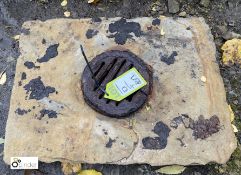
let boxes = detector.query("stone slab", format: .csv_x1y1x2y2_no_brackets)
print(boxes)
4,17,236,166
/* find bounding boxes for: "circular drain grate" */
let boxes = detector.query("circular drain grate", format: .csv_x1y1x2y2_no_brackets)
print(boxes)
81,50,152,118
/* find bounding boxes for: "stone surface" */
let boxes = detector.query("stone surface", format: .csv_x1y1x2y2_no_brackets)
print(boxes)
168,0,180,14
200,0,210,8
4,17,236,166
178,11,187,17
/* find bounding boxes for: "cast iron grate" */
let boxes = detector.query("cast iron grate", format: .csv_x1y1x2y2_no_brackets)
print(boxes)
81,50,152,118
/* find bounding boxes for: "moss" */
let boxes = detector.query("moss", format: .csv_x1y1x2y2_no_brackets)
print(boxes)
226,146,241,173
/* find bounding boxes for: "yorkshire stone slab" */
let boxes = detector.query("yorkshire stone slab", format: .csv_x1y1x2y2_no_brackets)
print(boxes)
4,17,236,166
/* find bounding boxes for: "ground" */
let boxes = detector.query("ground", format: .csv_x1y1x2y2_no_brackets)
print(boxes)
0,0,240,175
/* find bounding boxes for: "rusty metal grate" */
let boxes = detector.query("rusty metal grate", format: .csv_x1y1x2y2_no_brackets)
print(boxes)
81,50,152,118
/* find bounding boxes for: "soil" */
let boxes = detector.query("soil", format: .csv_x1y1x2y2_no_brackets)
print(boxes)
0,0,240,175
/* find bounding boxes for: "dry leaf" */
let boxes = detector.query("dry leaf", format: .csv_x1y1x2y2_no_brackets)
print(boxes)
156,165,186,175
232,124,238,133
160,28,165,36
221,38,241,66
201,76,206,82
61,0,67,6
78,170,102,175
160,15,166,20
0,71,7,85
229,105,235,122
0,138,4,144
62,162,81,175
13,35,20,40
64,11,71,17
151,6,158,12
88,0,100,4
146,105,151,111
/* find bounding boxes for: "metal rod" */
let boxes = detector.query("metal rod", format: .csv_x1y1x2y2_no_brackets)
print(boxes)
80,45,108,96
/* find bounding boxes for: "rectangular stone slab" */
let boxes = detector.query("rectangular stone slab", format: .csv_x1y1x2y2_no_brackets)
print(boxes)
4,17,236,166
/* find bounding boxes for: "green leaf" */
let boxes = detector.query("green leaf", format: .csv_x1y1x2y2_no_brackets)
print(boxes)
78,170,102,175
156,165,186,175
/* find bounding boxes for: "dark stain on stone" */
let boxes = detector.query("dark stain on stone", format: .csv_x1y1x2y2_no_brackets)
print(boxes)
106,138,116,148
170,114,194,129
21,72,27,80
160,51,178,65
170,114,220,140
46,148,52,152
86,29,99,39
191,69,197,78
18,81,22,86
176,135,185,147
24,61,40,69
108,18,142,45
24,76,56,100
192,115,220,139
39,109,57,120
37,44,59,63
152,18,160,26
15,108,28,115
142,121,171,150
92,17,102,23
170,116,183,129
153,121,171,138
42,39,46,44
102,129,108,135
142,137,167,150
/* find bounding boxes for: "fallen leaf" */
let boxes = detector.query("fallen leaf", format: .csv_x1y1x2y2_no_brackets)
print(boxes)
221,38,241,66
232,124,238,133
62,162,81,175
229,105,235,122
160,15,166,20
61,0,67,6
0,138,4,145
64,11,71,17
78,170,102,175
13,35,20,40
0,71,7,85
201,76,206,82
160,28,165,36
156,165,186,175
88,0,100,4
146,105,151,111
151,6,158,12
